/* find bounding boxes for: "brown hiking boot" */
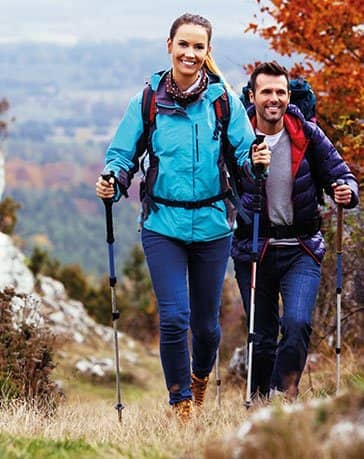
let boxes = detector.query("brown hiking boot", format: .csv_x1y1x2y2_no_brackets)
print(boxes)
191,373,209,407
173,399,193,424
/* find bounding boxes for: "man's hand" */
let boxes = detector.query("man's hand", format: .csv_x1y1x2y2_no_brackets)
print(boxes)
251,141,271,169
332,182,352,206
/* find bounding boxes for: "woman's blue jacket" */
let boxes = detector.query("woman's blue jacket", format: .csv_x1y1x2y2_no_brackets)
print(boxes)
104,70,255,243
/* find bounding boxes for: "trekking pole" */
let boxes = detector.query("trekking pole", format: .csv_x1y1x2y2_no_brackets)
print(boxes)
102,172,125,423
335,179,345,395
215,347,221,408
244,134,265,409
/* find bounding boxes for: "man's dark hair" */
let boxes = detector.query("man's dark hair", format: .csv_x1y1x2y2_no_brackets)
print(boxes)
249,61,290,93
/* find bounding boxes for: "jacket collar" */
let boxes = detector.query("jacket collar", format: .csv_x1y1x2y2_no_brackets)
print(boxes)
150,69,226,108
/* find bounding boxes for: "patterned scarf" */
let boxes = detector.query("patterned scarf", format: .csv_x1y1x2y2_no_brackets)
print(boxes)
165,69,208,105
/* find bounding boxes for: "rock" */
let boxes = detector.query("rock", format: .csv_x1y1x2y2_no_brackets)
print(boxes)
10,290,45,330
36,275,141,368
39,275,67,300
75,357,115,378
0,233,35,293
228,346,248,379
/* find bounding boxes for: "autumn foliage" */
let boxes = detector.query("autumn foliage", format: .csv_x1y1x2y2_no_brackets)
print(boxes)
246,0,363,181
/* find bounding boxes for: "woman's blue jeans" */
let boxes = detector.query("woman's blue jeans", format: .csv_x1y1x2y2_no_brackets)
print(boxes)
234,245,321,397
142,228,231,405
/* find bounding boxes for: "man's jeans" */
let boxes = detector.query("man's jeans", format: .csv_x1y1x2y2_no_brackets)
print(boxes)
142,228,231,404
234,245,321,397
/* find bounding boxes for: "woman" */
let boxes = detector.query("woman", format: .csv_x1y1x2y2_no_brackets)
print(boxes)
96,13,263,422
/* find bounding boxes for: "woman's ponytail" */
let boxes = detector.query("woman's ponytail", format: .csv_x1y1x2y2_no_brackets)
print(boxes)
204,54,231,90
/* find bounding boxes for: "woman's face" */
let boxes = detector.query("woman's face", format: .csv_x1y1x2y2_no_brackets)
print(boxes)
167,23,211,89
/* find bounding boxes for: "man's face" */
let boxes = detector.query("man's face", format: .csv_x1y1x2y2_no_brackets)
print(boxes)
250,74,290,132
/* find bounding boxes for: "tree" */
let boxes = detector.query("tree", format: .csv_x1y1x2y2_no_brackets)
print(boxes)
0,196,21,235
246,0,363,180
0,98,10,140
28,246,60,278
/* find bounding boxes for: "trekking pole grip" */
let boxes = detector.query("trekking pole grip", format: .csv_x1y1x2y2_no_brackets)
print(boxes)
102,173,115,244
335,179,345,254
253,134,266,179
253,135,265,212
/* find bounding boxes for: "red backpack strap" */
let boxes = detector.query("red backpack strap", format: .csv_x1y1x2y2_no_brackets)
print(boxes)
142,83,156,128
214,90,230,126
213,89,230,141
140,84,157,176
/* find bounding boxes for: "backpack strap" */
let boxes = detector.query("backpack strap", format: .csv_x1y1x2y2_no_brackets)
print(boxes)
139,84,157,176
142,84,156,128
213,91,229,138
214,91,251,225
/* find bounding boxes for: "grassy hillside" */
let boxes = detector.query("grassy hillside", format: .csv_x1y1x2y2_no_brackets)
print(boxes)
0,331,363,459
1,280,363,458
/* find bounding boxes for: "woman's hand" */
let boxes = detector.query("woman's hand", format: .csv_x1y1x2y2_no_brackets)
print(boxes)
251,141,271,169
96,176,115,199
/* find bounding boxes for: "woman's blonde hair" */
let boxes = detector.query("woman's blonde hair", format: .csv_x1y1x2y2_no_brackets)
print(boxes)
204,53,231,89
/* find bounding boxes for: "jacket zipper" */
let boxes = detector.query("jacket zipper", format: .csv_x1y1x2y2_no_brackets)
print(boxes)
195,123,199,162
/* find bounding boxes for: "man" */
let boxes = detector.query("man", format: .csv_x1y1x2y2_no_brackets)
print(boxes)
232,61,359,401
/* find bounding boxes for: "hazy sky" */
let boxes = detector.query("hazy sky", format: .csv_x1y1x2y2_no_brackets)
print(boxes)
1,0,262,44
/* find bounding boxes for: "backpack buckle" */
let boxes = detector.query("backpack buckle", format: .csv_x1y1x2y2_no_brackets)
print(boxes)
213,120,222,140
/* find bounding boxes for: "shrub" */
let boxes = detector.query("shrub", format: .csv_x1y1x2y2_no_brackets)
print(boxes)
28,246,60,278
313,201,364,350
0,196,21,235
0,287,59,407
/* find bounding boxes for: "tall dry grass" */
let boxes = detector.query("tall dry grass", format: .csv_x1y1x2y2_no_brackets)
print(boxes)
0,384,251,458
0,338,363,458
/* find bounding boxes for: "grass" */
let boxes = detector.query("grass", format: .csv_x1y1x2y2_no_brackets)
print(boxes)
0,389,250,458
0,434,98,459
0,342,363,458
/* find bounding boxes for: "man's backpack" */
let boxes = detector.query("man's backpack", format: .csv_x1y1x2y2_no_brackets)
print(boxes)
289,78,317,122
140,83,251,223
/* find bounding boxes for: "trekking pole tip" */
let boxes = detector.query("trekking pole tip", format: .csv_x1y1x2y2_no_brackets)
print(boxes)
115,403,125,423
244,400,252,410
